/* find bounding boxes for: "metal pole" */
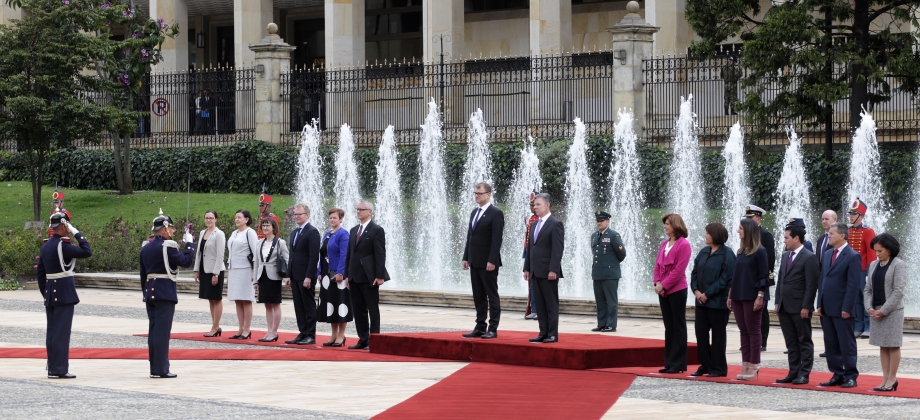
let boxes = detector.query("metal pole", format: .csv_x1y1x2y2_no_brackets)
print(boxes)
439,36,444,113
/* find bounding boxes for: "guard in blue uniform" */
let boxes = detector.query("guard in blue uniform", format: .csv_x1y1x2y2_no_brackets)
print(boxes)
36,209,92,379
139,209,195,378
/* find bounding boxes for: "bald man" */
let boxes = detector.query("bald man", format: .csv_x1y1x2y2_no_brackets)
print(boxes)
816,210,838,267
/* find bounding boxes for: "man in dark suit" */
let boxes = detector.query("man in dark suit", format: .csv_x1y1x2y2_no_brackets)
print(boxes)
523,193,565,343
816,222,861,388
285,203,321,345
345,200,390,350
461,182,505,339
816,210,838,267
774,222,819,385
36,210,92,379
745,205,775,351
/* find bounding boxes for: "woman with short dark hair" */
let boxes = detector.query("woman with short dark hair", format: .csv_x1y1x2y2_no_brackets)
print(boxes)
194,210,226,337
226,209,259,340
654,213,692,374
254,217,288,342
690,223,735,377
865,233,906,392
728,218,769,380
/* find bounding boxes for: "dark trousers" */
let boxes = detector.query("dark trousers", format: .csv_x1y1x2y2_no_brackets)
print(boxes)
733,300,762,364
532,276,559,337
352,281,381,342
593,279,619,329
658,288,688,370
761,302,770,346
821,314,859,381
694,306,729,376
291,281,317,338
46,304,75,375
146,300,175,375
470,267,501,332
778,308,814,378
855,270,870,333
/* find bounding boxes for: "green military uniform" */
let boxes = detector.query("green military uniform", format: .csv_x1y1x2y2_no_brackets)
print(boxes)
592,211,626,331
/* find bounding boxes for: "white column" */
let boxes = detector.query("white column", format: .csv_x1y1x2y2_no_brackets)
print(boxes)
643,0,690,54
529,0,572,56
235,0,273,68
0,3,21,26
150,0,189,72
423,0,464,63
324,0,365,69
250,23,295,144
607,2,659,136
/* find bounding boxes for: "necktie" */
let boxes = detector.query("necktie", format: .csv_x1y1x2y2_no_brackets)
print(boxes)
831,248,838,265
821,234,828,258
472,208,483,229
356,225,364,243
786,251,795,272
532,218,543,244
291,227,302,247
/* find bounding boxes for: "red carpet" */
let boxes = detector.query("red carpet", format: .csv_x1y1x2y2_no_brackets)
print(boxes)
0,347,451,363
373,362,636,420
138,330,352,351
599,365,920,399
371,330,696,370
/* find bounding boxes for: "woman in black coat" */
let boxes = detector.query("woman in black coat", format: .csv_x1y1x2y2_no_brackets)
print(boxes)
690,223,736,377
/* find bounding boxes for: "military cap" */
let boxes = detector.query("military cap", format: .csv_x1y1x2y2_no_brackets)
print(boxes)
849,197,868,215
48,208,69,228
785,217,807,231
152,208,174,231
744,204,766,218
595,211,611,221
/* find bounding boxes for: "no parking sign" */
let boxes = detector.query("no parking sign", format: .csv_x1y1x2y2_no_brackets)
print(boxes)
151,98,170,116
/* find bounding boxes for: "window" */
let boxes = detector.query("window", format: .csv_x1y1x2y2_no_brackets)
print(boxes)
366,0,423,64
466,0,529,13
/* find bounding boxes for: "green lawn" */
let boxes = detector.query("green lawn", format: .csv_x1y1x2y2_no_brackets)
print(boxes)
0,182,297,230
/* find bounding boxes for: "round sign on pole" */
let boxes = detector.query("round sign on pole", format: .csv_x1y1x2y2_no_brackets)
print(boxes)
152,98,170,116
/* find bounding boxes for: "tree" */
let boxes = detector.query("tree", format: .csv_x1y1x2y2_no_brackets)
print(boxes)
686,0,920,159
0,0,135,221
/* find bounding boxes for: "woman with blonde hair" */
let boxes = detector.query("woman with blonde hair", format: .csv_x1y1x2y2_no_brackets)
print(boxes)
728,218,769,380
653,213,692,374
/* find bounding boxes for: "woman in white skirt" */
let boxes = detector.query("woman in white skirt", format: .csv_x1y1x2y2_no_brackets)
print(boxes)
226,209,259,340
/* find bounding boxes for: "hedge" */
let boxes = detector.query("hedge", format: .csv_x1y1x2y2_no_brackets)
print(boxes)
0,139,915,212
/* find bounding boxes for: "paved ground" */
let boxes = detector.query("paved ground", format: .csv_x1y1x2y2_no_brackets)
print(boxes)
2,288,919,418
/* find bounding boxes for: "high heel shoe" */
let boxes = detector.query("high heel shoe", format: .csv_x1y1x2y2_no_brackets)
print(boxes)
258,335,279,342
204,328,222,338
877,380,899,392
229,333,242,339
239,332,252,340
322,340,334,347
329,338,347,348
736,362,750,380
739,364,760,381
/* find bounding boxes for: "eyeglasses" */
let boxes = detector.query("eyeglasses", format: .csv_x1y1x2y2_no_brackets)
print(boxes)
356,208,370,212
293,212,308,216
474,192,490,196
204,217,216,220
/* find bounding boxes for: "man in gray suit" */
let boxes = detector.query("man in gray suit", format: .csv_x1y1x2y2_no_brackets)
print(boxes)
774,220,819,385
523,193,565,343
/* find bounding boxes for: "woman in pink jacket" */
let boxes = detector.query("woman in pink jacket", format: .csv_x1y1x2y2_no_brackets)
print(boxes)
654,213,692,373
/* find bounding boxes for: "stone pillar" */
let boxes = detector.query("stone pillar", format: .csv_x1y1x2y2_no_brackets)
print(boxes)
235,0,273,67
324,0,365,69
529,0,572,56
0,3,21,26
643,0,690,54
250,23,296,144
423,0,464,63
150,0,189,72
607,1,659,136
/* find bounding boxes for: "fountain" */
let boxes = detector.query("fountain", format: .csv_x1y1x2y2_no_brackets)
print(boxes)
333,123,362,229
721,122,750,252
607,110,650,300
773,127,813,264
846,110,889,232
416,99,452,287
295,120,325,230
374,126,407,282
460,108,494,208
563,118,594,295
667,95,706,253
503,136,542,292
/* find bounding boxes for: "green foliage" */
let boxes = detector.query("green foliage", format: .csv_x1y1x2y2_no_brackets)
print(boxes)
0,277,22,290
0,226,44,278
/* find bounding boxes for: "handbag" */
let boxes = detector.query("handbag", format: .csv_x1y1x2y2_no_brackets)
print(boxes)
244,230,254,268
273,237,288,278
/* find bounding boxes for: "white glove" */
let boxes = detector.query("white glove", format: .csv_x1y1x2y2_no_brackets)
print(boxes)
183,230,194,244
65,221,79,235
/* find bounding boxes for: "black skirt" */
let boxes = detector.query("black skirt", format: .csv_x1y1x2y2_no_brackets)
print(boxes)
257,271,282,304
198,271,225,301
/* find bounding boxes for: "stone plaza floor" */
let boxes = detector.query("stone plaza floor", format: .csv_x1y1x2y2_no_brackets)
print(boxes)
1,288,920,418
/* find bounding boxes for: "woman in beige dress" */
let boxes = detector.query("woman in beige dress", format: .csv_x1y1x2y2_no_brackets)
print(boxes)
864,233,907,392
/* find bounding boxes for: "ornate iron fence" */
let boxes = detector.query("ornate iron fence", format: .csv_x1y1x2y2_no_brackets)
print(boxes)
281,53,617,146
644,54,920,147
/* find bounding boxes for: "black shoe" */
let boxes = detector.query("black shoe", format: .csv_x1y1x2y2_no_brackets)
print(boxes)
150,373,177,378
296,337,316,345
658,368,683,374
761,346,767,351
601,327,616,333
792,376,809,385
819,352,826,357
775,376,795,384
204,328,222,338
707,373,727,378
481,331,498,339
285,334,306,345
462,330,485,338
690,370,708,377
543,336,558,343
329,338,347,348
529,336,546,343
258,336,279,342
783,350,789,354
591,327,603,332
840,379,857,388
819,378,845,387
229,333,242,340
348,340,369,350
47,373,76,379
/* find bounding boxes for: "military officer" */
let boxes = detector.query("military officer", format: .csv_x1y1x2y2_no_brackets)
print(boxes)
591,211,626,332
47,185,72,239
745,204,776,351
139,209,196,378
36,209,92,379
257,186,280,240
848,197,876,339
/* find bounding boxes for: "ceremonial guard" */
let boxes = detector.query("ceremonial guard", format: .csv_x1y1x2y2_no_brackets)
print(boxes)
36,209,92,378
139,209,196,378
47,184,72,239
785,218,813,252
591,211,626,332
848,198,876,339
745,205,776,351
523,189,540,320
257,186,280,240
